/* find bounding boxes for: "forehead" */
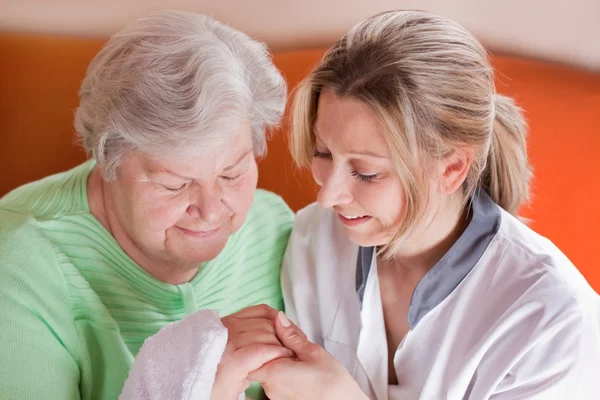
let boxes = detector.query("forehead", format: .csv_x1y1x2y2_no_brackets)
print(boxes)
314,89,389,155
132,119,254,177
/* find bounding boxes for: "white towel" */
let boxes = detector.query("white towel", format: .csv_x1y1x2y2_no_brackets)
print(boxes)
119,308,245,400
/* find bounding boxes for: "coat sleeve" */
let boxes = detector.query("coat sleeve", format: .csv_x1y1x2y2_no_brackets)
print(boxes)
280,207,324,345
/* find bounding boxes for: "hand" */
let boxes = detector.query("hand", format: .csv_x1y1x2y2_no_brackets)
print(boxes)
248,312,368,400
211,305,294,400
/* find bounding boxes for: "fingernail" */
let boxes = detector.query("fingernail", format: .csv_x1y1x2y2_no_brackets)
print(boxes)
278,311,291,328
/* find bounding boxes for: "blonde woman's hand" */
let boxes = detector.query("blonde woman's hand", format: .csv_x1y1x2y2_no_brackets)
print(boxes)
248,312,368,400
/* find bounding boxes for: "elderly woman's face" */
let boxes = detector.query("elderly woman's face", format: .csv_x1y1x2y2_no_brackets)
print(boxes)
106,120,258,271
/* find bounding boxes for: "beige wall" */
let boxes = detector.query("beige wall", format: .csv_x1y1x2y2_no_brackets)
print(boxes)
1,0,599,70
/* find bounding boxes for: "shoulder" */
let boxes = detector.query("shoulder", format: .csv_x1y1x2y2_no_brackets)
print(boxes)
251,189,294,222
233,189,295,250
484,221,600,394
287,202,352,256
0,208,70,296
495,210,598,310
0,208,76,344
0,161,93,221
0,161,91,292
291,201,339,241
283,202,357,281
479,210,599,358
0,210,81,396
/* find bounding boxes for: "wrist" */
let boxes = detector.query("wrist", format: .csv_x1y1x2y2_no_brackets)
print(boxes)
211,370,244,400
332,378,368,400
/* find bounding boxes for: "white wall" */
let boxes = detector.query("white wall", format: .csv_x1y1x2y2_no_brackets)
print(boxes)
1,0,599,70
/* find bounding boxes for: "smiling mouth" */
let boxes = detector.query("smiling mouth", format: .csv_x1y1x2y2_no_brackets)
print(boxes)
176,226,221,238
340,214,366,219
337,213,372,226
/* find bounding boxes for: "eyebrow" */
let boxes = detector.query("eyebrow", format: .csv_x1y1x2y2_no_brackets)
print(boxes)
223,148,253,172
346,150,389,160
314,133,389,160
152,168,195,181
151,148,253,180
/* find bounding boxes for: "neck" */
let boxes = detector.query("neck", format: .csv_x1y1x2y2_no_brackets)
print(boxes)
390,194,470,273
87,166,198,285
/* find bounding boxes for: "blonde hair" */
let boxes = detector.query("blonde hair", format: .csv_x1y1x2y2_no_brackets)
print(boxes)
290,10,532,254
75,10,286,180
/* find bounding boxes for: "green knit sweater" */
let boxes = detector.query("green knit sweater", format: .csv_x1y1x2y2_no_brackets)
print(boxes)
0,160,294,400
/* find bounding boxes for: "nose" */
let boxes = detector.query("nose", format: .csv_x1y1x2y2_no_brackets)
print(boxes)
186,186,224,224
316,165,353,209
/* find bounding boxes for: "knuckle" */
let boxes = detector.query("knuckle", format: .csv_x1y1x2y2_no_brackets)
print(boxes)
256,328,269,339
286,329,304,342
295,324,308,338
246,343,267,360
256,303,276,315
259,319,276,334
253,303,268,312
260,329,279,344
221,316,237,330
304,343,323,358
258,303,275,315
225,336,242,352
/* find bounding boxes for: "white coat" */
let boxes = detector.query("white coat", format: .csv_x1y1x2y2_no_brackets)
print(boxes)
282,190,600,399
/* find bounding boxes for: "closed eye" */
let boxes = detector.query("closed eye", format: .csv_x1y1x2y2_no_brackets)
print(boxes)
351,171,378,183
164,183,189,192
221,174,241,182
312,149,332,160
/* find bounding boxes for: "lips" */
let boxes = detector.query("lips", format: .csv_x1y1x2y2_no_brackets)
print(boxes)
340,214,367,219
337,213,372,227
176,226,221,238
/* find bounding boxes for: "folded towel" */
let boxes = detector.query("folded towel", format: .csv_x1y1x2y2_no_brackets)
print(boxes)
119,308,244,400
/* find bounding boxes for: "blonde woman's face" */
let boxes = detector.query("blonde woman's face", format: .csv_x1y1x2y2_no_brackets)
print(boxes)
312,89,406,247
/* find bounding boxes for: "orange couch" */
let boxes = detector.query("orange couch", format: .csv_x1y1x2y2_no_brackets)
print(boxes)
1,33,599,292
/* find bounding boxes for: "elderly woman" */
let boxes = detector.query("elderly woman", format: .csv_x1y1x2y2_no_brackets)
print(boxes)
0,10,293,399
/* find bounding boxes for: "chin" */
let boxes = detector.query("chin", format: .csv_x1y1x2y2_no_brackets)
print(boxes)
345,230,390,248
346,231,377,247
191,248,226,265
174,241,228,266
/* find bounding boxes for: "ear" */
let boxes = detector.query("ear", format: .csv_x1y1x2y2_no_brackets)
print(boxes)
436,148,474,195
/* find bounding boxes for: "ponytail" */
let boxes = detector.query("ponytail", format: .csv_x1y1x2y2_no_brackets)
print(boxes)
481,94,533,216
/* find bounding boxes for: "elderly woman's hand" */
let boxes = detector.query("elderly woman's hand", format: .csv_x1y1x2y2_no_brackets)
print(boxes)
247,312,368,400
211,305,294,400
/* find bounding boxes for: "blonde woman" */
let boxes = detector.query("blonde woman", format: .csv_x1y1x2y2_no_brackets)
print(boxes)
248,10,600,400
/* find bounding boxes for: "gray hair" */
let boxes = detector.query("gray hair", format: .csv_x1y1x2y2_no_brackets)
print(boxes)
74,10,287,179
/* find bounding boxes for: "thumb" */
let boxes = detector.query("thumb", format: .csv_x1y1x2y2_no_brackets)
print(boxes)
275,311,315,361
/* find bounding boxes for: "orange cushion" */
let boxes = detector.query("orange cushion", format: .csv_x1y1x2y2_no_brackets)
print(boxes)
1,34,598,291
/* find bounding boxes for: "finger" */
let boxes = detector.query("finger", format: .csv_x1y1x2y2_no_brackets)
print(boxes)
229,344,295,376
231,317,277,336
275,311,321,361
230,329,284,351
228,304,279,320
246,357,295,384
222,318,280,358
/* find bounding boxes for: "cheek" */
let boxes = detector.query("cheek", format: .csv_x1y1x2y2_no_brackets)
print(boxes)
135,192,189,231
382,184,406,227
361,181,405,223
311,160,327,186
226,167,258,215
